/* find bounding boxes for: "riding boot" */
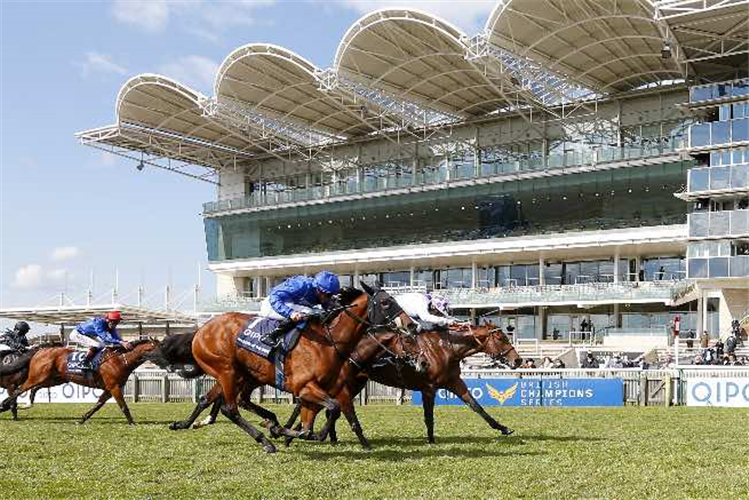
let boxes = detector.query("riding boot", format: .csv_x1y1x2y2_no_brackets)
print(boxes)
261,319,295,346
82,347,97,369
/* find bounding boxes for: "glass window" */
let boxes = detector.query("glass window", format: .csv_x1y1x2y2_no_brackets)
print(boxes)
382,271,410,287
719,104,732,121
497,266,511,287
711,151,722,166
721,149,732,166
688,258,708,278
732,118,749,143
733,103,747,119
731,256,749,277
732,148,744,165
709,257,729,278
734,79,749,97
689,168,709,192
689,212,709,238
709,211,730,237
690,123,710,147
710,166,730,190
690,85,713,103
476,267,496,288
733,164,749,190
716,83,732,98
414,270,434,290
712,121,730,145
731,209,749,236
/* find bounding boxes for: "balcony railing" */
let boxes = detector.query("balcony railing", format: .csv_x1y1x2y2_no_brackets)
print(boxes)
204,141,681,215
687,164,749,193
689,118,749,150
688,209,749,239
199,281,690,313
689,79,749,104
687,255,749,279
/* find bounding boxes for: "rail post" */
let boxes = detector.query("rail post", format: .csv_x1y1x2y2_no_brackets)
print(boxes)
639,372,648,406
664,373,672,407
161,373,169,403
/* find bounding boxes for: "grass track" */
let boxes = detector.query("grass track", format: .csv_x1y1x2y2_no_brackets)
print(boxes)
0,403,747,500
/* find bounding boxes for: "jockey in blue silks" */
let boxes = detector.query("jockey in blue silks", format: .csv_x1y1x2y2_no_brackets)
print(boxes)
69,311,132,368
259,271,341,346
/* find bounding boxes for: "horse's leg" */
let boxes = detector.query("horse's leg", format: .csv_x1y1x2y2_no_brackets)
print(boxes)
283,401,302,430
21,387,38,410
337,395,370,449
170,384,223,430
296,382,340,442
77,391,112,424
11,398,18,421
215,374,275,453
422,388,436,444
326,409,338,444
110,385,135,426
193,396,223,429
446,379,513,436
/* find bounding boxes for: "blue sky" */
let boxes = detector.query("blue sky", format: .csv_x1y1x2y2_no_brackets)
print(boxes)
0,0,497,318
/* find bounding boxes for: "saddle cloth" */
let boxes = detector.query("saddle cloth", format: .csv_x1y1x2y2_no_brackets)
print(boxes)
235,317,302,390
66,349,108,374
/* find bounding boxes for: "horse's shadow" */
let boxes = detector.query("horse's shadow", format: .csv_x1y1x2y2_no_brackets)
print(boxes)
297,445,545,461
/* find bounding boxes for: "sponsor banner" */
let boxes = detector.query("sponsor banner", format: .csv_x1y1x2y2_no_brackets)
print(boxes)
0,383,109,404
687,378,749,407
412,378,623,407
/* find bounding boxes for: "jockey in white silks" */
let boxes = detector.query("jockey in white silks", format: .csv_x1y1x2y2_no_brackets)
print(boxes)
395,293,457,331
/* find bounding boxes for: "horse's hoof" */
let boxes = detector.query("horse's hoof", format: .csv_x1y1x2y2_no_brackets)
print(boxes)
263,443,277,454
501,428,515,436
76,420,85,426
169,421,183,431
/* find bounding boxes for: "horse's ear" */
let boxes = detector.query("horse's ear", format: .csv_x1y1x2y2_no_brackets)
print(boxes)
482,319,489,327
361,281,374,296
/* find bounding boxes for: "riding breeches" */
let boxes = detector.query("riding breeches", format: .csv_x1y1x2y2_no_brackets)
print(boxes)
258,299,317,321
69,330,106,348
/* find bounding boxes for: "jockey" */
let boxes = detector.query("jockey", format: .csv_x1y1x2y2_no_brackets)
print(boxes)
260,271,341,345
69,311,132,368
0,321,31,353
395,293,457,331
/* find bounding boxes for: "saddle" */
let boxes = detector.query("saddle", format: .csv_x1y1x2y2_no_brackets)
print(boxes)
66,349,109,374
235,317,303,390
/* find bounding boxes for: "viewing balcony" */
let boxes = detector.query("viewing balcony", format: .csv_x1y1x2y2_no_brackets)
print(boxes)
687,255,749,279
689,118,749,151
689,79,749,106
683,163,749,198
198,280,691,314
688,209,749,239
203,141,681,216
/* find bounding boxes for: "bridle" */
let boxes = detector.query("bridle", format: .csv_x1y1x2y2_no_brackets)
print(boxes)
457,325,515,362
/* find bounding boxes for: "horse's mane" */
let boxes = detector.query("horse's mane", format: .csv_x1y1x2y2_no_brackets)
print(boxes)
129,338,157,347
338,287,364,305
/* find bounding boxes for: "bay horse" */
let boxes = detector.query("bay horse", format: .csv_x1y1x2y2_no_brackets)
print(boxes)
186,327,422,449
0,350,37,421
285,321,521,445
0,339,159,425
145,283,413,453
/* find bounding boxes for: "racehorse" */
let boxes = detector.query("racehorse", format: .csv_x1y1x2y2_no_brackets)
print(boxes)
0,342,63,420
0,339,159,425
285,321,521,445
145,283,413,453
186,328,422,449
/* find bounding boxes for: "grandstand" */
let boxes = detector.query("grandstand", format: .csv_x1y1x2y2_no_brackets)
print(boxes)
77,1,748,347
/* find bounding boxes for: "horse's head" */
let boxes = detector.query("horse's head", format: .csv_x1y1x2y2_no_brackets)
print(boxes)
126,338,161,358
360,281,415,334
474,321,521,369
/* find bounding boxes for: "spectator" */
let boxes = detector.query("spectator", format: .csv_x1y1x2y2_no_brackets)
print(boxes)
700,330,709,349
542,356,554,369
580,318,589,332
524,358,536,369
686,329,695,349
715,339,725,358
638,357,649,370
553,359,566,369
552,327,560,340
582,352,599,368
611,354,624,369
725,333,737,356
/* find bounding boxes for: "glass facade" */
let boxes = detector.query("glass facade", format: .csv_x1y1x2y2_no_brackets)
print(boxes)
205,163,688,261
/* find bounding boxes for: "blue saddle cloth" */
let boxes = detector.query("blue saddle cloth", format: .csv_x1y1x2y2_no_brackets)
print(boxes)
66,350,107,374
235,317,302,390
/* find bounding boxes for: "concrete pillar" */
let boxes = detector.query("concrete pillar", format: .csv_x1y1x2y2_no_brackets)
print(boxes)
253,277,262,298
613,303,621,328
538,257,545,285
265,277,272,296
409,266,415,287
471,261,478,289
613,251,620,283
354,268,360,287
536,306,546,340
635,256,641,282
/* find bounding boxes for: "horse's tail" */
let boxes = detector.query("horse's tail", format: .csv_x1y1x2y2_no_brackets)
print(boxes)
145,332,204,379
0,350,35,376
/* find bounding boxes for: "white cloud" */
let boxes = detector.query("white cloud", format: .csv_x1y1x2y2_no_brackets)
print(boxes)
158,55,219,94
12,264,70,289
330,0,497,33
80,51,128,78
51,246,80,262
112,0,275,40
13,265,44,289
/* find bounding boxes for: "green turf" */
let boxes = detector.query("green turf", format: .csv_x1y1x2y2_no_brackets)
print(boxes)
0,403,746,500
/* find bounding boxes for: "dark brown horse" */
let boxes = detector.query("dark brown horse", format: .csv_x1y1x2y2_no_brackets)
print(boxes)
0,350,37,420
146,284,413,453
187,328,421,449
0,339,159,424
286,322,521,445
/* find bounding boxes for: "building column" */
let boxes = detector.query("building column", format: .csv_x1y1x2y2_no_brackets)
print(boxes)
613,303,621,328
409,265,415,287
471,261,478,289
253,277,263,299
354,267,360,287
696,289,704,334
635,256,642,282
536,306,546,340
538,257,545,285
265,277,272,296
613,250,620,283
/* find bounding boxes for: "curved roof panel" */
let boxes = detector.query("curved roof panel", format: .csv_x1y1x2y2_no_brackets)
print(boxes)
486,0,683,93
117,74,249,151
215,44,380,137
335,9,516,117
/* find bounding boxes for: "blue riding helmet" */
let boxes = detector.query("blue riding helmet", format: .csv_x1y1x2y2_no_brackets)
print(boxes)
313,271,341,295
